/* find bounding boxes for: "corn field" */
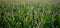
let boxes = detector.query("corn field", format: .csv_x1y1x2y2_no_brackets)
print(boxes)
0,0,60,28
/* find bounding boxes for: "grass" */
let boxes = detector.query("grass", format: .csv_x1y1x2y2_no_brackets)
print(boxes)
0,1,60,28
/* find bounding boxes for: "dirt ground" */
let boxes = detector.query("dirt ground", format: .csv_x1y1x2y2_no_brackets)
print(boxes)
0,0,60,4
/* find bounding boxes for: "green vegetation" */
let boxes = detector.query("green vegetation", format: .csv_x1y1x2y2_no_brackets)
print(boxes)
0,2,60,28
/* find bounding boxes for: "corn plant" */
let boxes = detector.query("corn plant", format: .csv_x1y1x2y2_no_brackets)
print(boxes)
0,1,60,28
